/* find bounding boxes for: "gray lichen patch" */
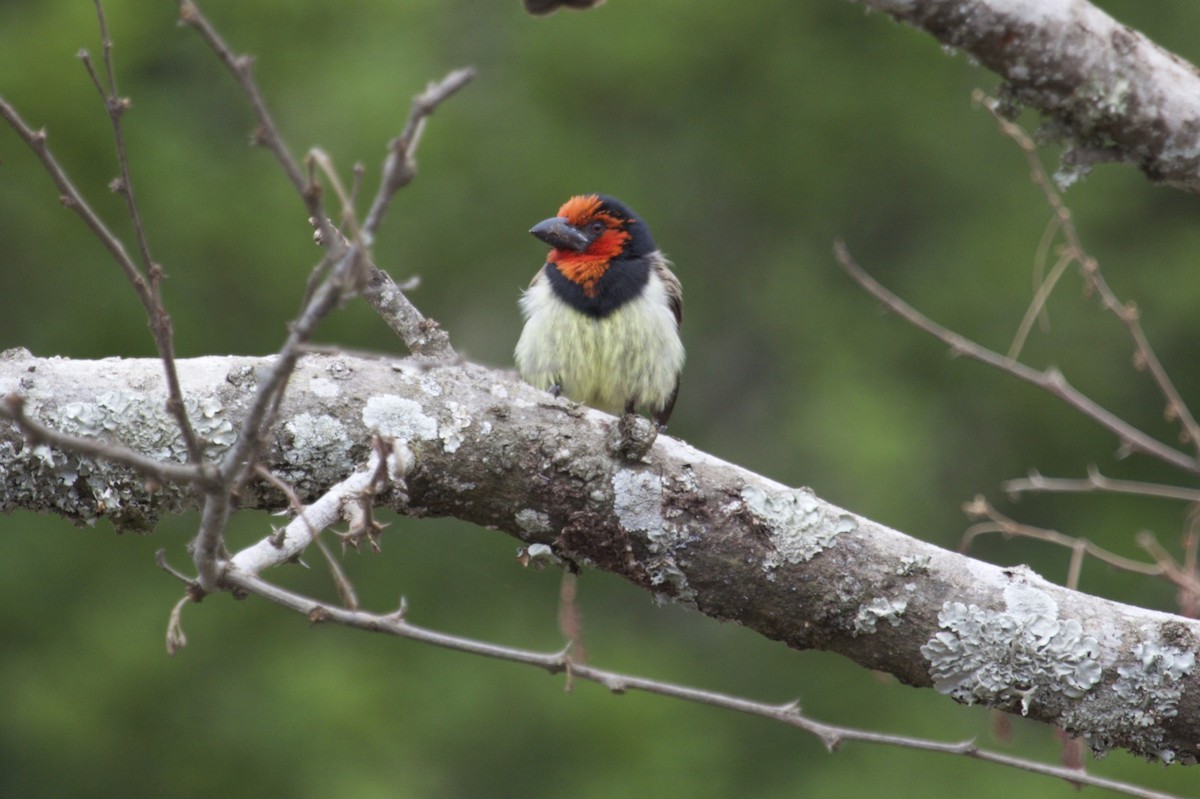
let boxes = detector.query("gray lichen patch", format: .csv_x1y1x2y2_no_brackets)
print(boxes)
515,508,552,536
58,390,236,458
1072,634,1197,763
613,468,694,603
897,554,932,576
284,413,351,464
853,597,908,636
741,485,854,571
362,395,438,441
1,390,235,530
439,401,472,454
1114,640,1194,717
613,469,664,534
920,582,1102,715
279,413,353,494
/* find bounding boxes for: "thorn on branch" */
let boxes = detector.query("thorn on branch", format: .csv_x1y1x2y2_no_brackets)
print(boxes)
387,595,409,623
778,698,803,716
166,595,190,656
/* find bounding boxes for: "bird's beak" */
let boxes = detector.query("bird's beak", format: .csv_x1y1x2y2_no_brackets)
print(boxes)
530,216,591,252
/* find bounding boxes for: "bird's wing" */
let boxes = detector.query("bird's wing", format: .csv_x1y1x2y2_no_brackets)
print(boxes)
652,253,683,328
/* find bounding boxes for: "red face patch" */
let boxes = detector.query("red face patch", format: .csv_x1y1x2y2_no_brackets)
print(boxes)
546,195,634,297
549,229,630,296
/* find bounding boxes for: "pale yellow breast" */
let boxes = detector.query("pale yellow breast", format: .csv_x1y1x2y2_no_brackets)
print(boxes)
515,268,684,414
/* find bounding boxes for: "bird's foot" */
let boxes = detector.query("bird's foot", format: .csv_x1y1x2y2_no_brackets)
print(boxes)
607,411,658,461
549,382,563,398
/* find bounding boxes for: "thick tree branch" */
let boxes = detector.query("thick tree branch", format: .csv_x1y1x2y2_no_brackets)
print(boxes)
853,0,1200,192
2,349,1197,763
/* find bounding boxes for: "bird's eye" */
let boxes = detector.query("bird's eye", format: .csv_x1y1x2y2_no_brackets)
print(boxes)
589,220,605,235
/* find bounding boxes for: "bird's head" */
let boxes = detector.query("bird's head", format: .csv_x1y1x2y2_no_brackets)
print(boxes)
530,194,656,297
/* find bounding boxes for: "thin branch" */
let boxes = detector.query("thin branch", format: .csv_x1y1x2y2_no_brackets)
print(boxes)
833,241,1198,474
78,1,203,463
1136,531,1200,599
1005,466,1200,504
177,2,316,211
1028,211,1064,335
253,463,360,607
314,536,360,610
357,68,474,360
361,67,476,241
229,449,392,575
977,91,1200,454
182,2,459,362
0,99,136,283
962,495,1167,579
205,567,1186,799
1008,249,1072,361
363,265,455,359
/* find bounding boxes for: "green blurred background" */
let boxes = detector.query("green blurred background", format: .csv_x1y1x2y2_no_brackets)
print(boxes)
2,1,1198,796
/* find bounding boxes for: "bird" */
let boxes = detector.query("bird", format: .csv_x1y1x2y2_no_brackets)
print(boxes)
515,194,684,429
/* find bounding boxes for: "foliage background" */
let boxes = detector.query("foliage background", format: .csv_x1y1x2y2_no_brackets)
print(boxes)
1,1,1198,796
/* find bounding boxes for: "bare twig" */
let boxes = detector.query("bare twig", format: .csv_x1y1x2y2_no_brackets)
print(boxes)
351,68,474,360
1027,212,1064,336
181,2,461,361
78,1,202,463
0,94,206,461
977,90,1200,454
229,449,395,575
1008,249,1072,361
364,266,455,359
352,67,475,361
203,567,1185,799
962,495,1167,580
833,241,1198,474
314,536,360,610
1135,531,1200,601
165,595,190,656
0,99,134,280
1179,512,1200,617
1005,466,1200,504
361,67,475,240
176,0,328,231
